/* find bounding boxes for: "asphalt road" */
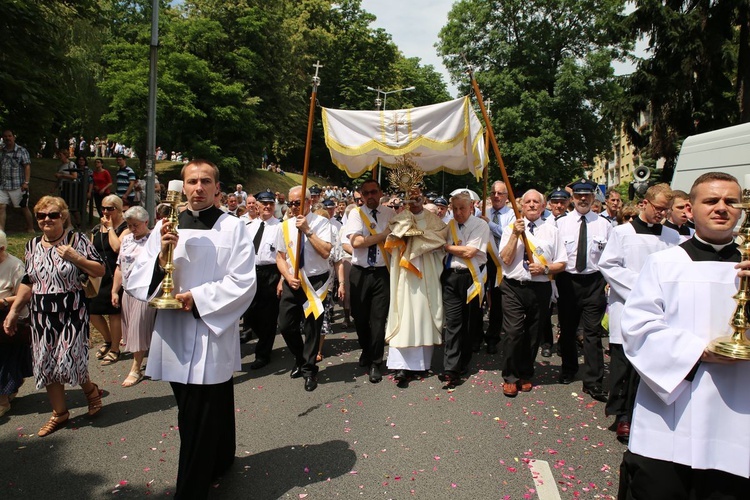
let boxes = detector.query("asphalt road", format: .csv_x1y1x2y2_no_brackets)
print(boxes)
0,310,624,499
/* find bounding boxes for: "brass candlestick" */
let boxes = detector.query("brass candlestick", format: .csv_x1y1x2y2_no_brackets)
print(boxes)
707,189,750,359
149,186,184,310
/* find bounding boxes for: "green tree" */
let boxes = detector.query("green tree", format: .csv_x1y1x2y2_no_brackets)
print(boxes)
437,0,629,194
0,0,99,153
619,0,747,182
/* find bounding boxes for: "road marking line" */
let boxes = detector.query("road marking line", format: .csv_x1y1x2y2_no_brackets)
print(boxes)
529,459,562,500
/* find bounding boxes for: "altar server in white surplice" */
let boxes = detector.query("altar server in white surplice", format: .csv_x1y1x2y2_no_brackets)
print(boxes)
126,160,256,500
598,183,681,444
619,172,750,498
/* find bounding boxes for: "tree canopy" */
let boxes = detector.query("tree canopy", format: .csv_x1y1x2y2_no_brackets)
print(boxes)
437,0,630,194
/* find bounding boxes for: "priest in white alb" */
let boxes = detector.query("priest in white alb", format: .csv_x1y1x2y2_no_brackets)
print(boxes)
385,187,447,387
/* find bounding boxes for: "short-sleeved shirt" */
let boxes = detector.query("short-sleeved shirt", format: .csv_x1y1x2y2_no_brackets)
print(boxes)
116,166,136,199
276,213,332,277
0,143,31,190
91,169,113,194
117,232,150,288
24,232,103,294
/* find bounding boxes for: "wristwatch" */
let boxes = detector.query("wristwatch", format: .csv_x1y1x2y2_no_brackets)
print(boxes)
306,230,314,237
543,265,550,276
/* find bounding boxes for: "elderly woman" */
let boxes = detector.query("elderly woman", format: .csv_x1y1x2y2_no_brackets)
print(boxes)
91,194,129,365
3,196,105,436
111,206,155,387
0,230,32,417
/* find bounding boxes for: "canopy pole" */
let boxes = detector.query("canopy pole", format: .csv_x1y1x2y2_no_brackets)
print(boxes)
481,99,491,217
464,57,534,262
294,60,322,279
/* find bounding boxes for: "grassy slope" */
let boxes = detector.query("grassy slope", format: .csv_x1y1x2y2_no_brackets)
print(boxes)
5,158,328,259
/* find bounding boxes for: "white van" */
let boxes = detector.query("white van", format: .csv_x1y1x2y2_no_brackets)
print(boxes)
671,122,750,192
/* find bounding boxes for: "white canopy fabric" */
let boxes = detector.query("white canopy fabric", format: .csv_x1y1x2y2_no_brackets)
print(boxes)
321,96,487,179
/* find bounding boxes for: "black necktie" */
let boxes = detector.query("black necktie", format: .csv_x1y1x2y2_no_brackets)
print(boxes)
299,232,306,269
253,221,265,253
528,221,535,235
367,209,378,266
576,216,587,272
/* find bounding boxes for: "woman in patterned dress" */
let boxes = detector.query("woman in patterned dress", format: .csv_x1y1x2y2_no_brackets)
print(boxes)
2,196,105,436
111,206,155,387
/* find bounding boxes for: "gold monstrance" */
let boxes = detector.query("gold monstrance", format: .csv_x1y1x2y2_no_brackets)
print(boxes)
707,186,750,359
149,180,184,309
387,156,425,236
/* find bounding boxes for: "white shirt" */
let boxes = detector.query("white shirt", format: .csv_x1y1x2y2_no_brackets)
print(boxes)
499,217,566,282
555,209,612,274
343,205,395,268
276,212,333,277
246,216,281,266
445,215,490,269
598,217,681,343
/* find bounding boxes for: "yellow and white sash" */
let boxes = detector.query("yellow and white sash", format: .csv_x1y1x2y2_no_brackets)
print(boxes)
282,220,331,318
487,237,502,287
357,207,390,270
448,220,487,304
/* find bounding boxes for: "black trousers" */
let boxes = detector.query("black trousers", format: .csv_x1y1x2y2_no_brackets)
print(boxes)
484,258,503,346
278,272,328,377
556,271,606,388
606,343,640,419
540,302,556,348
350,265,390,365
171,378,235,499
500,279,552,382
441,269,480,373
243,264,281,362
618,450,750,500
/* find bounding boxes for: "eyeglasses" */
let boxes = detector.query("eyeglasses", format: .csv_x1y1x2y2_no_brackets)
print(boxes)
362,189,379,196
259,201,275,206
288,200,302,207
492,191,508,196
623,215,634,221
646,199,669,214
36,211,62,220
101,206,116,212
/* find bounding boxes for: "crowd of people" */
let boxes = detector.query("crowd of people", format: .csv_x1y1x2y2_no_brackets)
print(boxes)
0,144,747,498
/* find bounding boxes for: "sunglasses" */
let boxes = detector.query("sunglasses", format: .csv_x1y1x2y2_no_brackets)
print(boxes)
101,206,116,212
36,211,62,220
288,200,302,207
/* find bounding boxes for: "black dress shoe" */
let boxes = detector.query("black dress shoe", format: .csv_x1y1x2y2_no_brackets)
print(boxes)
239,330,253,344
290,366,303,379
558,373,575,385
250,358,269,370
394,370,408,382
438,371,459,383
304,376,318,392
583,386,608,402
369,364,382,383
540,344,552,358
486,343,498,354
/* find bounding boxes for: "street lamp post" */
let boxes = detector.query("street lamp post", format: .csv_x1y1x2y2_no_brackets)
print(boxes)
366,85,416,183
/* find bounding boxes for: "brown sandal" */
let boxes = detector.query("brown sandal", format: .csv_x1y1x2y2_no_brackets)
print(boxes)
38,410,69,437
85,383,103,416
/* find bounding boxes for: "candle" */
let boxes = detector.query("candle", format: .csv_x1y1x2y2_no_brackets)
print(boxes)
168,180,183,193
